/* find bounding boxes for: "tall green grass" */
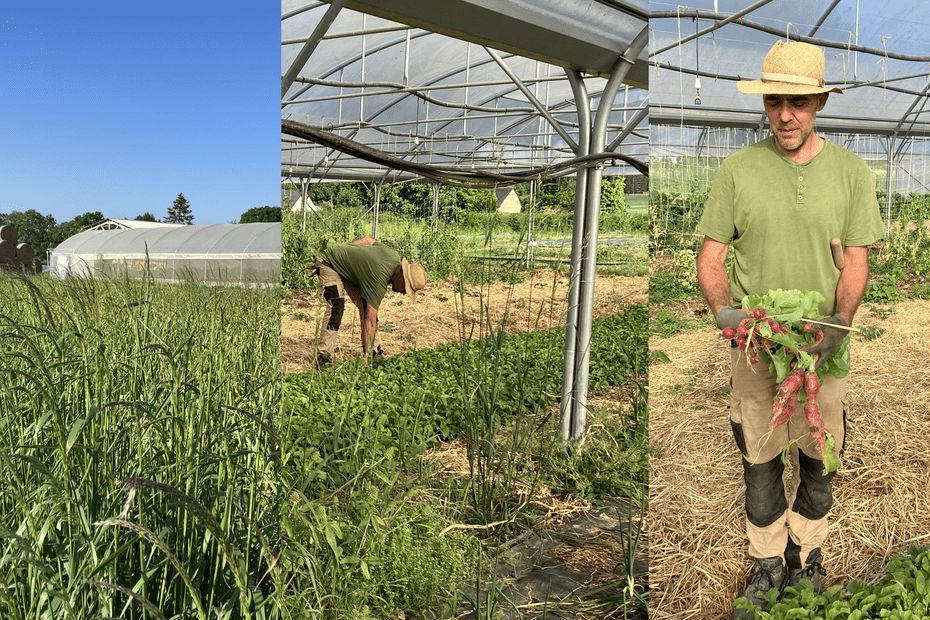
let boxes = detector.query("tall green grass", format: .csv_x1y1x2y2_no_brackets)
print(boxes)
0,273,282,619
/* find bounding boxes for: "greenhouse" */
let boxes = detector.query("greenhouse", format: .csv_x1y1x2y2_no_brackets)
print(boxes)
280,1,652,619
283,0,650,436
49,222,281,286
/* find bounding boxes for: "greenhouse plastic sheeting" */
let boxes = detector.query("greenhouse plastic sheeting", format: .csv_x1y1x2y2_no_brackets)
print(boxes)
282,0,649,181
650,0,930,137
49,223,281,286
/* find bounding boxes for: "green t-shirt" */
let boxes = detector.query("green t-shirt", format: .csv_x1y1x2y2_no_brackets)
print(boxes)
323,242,401,309
697,136,885,315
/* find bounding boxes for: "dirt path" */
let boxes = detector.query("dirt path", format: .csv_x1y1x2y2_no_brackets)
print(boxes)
282,270,647,373
648,299,930,618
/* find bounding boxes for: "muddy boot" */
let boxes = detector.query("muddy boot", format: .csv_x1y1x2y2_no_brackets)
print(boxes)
787,548,826,593
316,352,332,371
731,556,786,619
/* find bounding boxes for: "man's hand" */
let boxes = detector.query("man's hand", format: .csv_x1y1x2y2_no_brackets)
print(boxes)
802,314,849,369
715,305,751,330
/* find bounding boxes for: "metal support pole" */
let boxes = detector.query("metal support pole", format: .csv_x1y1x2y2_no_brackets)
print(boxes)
607,104,648,153
301,177,308,233
560,69,590,441
372,183,382,238
431,182,440,234
885,134,896,237
282,0,346,97
568,26,649,441
526,180,536,269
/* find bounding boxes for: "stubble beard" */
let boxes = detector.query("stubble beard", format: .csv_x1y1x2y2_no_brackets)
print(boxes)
774,125,812,154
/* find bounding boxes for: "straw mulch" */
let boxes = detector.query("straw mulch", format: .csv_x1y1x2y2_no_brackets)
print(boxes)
281,271,647,373
648,299,930,618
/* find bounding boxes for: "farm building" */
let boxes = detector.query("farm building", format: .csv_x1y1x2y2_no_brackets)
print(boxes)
49,222,281,286
84,218,184,231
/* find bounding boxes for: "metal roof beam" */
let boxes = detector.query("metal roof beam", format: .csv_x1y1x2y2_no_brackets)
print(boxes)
807,0,842,38
606,103,647,152
650,0,777,57
650,9,930,62
282,0,348,97
484,47,579,151
339,0,649,84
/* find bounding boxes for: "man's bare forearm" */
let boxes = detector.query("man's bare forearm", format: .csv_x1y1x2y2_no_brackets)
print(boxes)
696,237,733,315
833,246,869,324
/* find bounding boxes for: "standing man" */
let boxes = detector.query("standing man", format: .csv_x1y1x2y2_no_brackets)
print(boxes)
695,41,884,617
314,236,426,370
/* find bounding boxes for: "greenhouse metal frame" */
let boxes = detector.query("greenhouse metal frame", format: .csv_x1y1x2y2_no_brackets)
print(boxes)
649,0,930,231
283,0,651,440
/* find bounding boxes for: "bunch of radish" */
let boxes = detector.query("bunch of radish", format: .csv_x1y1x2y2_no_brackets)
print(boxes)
719,289,850,474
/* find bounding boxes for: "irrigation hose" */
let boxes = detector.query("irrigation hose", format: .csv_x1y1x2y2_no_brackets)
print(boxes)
282,119,649,185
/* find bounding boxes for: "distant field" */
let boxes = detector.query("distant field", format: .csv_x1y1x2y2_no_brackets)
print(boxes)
627,193,648,213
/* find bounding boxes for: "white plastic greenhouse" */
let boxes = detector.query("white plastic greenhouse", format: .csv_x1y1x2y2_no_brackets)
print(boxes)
49,223,282,286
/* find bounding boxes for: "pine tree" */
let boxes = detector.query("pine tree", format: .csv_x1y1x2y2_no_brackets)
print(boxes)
166,193,194,224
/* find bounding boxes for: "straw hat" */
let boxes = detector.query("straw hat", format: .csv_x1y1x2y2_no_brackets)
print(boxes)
737,40,843,95
400,257,427,301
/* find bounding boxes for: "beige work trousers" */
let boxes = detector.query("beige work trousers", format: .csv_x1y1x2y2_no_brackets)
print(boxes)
315,261,345,355
728,348,848,566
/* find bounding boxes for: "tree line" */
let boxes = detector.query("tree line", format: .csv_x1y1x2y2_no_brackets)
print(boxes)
0,193,281,264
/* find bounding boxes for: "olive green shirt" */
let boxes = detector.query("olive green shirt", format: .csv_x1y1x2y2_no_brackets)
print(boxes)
698,136,885,315
322,242,400,309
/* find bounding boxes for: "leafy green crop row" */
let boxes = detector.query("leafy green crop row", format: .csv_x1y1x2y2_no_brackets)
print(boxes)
282,305,647,494
735,546,930,619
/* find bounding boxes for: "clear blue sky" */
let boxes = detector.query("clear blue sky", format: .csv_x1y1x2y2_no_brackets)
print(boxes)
0,2,278,225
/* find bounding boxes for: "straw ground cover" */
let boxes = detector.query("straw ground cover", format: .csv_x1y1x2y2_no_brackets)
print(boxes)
648,298,930,618
278,283,649,620
0,273,282,618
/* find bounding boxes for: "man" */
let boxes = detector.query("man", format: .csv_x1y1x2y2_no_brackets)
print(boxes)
314,236,427,369
694,40,884,617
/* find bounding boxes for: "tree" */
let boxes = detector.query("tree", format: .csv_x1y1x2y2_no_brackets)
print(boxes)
134,212,157,222
54,211,105,244
0,209,58,259
166,193,194,224
239,206,282,223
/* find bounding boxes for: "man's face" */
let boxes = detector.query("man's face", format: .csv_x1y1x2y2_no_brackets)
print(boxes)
390,269,406,293
763,93,827,155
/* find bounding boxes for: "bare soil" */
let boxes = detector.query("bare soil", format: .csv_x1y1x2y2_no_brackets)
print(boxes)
281,270,647,373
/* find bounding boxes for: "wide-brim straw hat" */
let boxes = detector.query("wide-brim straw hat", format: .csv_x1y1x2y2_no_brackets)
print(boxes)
401,257,427,301
737,40,843,95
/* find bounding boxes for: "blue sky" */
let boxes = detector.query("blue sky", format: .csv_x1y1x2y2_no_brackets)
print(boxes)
0,2,278,225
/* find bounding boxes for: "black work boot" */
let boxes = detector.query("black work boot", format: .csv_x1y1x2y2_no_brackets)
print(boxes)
315,352,332,371
787,548,826,593
730,556,786,619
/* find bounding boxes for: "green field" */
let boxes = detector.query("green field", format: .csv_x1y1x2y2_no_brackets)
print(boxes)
0,273,282,619
279,304,649,618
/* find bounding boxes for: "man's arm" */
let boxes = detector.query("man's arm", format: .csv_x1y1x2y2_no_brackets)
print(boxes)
696,236,733,315
362,303,378,353
833,245,869,324
353,236,377,246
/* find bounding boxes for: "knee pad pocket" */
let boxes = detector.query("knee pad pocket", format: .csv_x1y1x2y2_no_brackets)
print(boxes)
743,456,787,527
323,286,345,331
793,450,834,520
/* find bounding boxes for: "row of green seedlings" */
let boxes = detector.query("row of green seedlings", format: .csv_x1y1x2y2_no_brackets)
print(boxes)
279,306,648,618
734,545,930,617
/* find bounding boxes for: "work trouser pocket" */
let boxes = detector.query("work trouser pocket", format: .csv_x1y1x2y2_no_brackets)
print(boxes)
729,397,748,458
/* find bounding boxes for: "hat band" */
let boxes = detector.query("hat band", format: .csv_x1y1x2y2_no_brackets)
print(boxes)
761,71,823,87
